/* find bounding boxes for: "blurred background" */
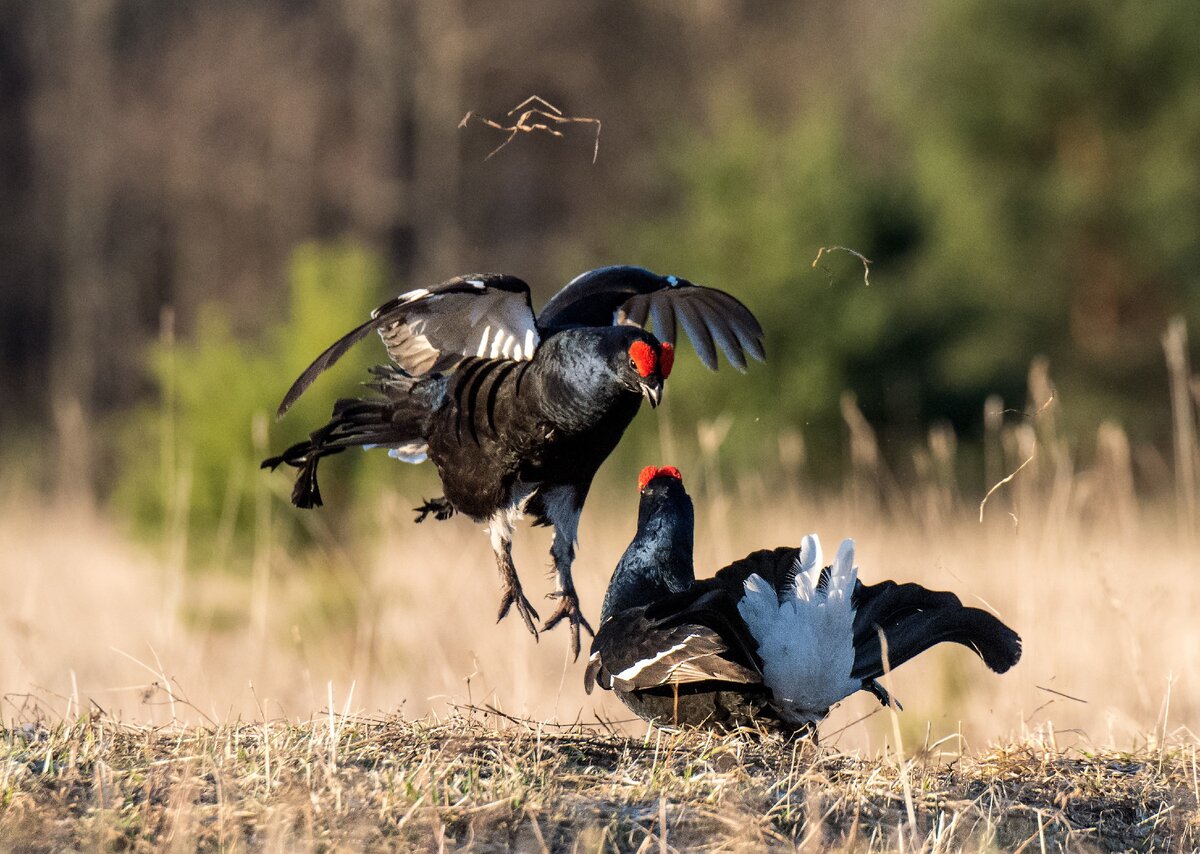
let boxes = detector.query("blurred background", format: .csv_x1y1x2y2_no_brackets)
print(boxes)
1,0,1198,748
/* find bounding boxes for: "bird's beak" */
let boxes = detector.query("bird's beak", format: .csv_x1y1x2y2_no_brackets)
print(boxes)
640,378,663,408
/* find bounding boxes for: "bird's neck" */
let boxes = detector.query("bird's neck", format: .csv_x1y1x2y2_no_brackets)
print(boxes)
601,502,695,621
532,347,635,432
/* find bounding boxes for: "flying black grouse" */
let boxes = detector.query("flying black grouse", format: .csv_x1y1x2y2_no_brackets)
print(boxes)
585,466,1022,735
262,267,764,657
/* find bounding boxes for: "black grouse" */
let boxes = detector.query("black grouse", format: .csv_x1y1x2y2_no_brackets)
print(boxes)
262,267,764,657
585,466,1022,735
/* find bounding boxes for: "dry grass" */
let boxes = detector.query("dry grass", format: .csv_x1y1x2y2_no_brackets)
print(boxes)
2,349,1199,850
4,462,1199,852
3,457,1197,749
2,708,1198,851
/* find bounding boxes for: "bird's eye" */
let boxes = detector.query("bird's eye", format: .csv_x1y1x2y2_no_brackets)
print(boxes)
629,357,637,370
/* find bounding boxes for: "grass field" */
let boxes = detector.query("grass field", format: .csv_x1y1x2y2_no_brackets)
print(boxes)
3,711,1198,850
2,375,1199,849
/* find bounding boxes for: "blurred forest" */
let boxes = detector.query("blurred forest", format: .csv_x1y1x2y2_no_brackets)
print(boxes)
1,0,1198,540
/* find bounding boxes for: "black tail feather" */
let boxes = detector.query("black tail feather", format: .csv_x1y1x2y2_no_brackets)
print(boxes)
292,450,340,508
851,581,1022,685
259,435,347,509
262,391,428,509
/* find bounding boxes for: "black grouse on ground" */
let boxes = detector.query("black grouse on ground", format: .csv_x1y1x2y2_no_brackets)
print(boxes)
585,466,1022,735
262,267,764,657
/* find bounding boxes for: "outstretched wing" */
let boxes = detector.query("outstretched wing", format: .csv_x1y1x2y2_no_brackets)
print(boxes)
277,274,538,416
538,265,765,371
585,595,761,695
851,580,1023,679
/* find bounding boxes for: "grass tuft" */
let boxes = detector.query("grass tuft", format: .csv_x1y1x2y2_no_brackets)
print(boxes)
2,708,1197,851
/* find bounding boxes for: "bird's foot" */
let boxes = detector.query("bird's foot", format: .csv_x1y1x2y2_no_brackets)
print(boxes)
784,721,820,744
866,679,903,711
413,497,456,524
497,581,540,638
541,591,595,661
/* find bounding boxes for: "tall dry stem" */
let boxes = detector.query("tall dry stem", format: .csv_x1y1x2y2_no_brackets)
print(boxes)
841,391,883,517
1163,316,1198,542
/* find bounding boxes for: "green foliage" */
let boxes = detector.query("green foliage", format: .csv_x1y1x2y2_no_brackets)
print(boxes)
631,0,1200,472
628,99,922,472
113,242,387,562
898,0,1200,441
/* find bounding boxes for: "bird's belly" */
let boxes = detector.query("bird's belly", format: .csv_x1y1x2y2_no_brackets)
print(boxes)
424,443,517,520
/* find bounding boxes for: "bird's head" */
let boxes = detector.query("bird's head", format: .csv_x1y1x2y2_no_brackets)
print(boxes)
635,463,688,527
617,332,674,408
638,464,683,492
602,464,694,620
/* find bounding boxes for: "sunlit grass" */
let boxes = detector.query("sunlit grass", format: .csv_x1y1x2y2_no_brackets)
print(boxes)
2,351,1197,849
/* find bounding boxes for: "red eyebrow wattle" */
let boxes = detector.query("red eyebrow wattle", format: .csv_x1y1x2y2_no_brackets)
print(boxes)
638,464,683,490
629,340,657,378
659,342,675,379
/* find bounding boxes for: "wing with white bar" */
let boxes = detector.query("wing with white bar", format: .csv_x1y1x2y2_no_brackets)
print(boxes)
585,607,760,695
374,274,539,373
277,274,539,416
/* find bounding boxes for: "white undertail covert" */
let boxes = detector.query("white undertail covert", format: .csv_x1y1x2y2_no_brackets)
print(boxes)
736,535,861,723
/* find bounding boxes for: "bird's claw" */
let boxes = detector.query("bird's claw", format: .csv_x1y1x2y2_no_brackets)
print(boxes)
497,583,540,638
413,497,456,524
541,591,595,660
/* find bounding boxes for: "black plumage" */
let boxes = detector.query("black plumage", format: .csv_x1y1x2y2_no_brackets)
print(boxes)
262,267,764,657
585,467,1022,736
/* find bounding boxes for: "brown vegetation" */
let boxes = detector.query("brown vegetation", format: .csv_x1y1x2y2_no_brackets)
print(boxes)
3,360,1199,849
2,710,1197,850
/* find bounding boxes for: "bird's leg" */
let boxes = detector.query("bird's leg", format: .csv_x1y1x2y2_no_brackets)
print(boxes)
489,512,539,637
539,488,594,659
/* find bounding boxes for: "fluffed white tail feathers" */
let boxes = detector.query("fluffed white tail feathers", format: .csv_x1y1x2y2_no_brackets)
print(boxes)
736,534,861,725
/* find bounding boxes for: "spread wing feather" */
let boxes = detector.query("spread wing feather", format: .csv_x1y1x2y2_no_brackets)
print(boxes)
672,298,719,369
588,621,759,694
622,296,652,328
586,591,762,695
648,299,676,348
277,274,537,417
537,265,764,372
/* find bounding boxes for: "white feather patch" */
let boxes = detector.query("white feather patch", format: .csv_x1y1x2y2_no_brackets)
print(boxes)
375,283,541,372
387,445,429,464
362,441,429,465
737,535,860,722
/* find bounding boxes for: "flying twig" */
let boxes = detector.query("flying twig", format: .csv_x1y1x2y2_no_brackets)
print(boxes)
1002,391,1057,418
459,95,602,163
979,453,1035,523
979,391,1056,523
1036,685,1089,704
812,246,872,287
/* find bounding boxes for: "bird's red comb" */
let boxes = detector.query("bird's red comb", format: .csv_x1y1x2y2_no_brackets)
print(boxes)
659,341,674,379
629,340,657,378
638,465,683,491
